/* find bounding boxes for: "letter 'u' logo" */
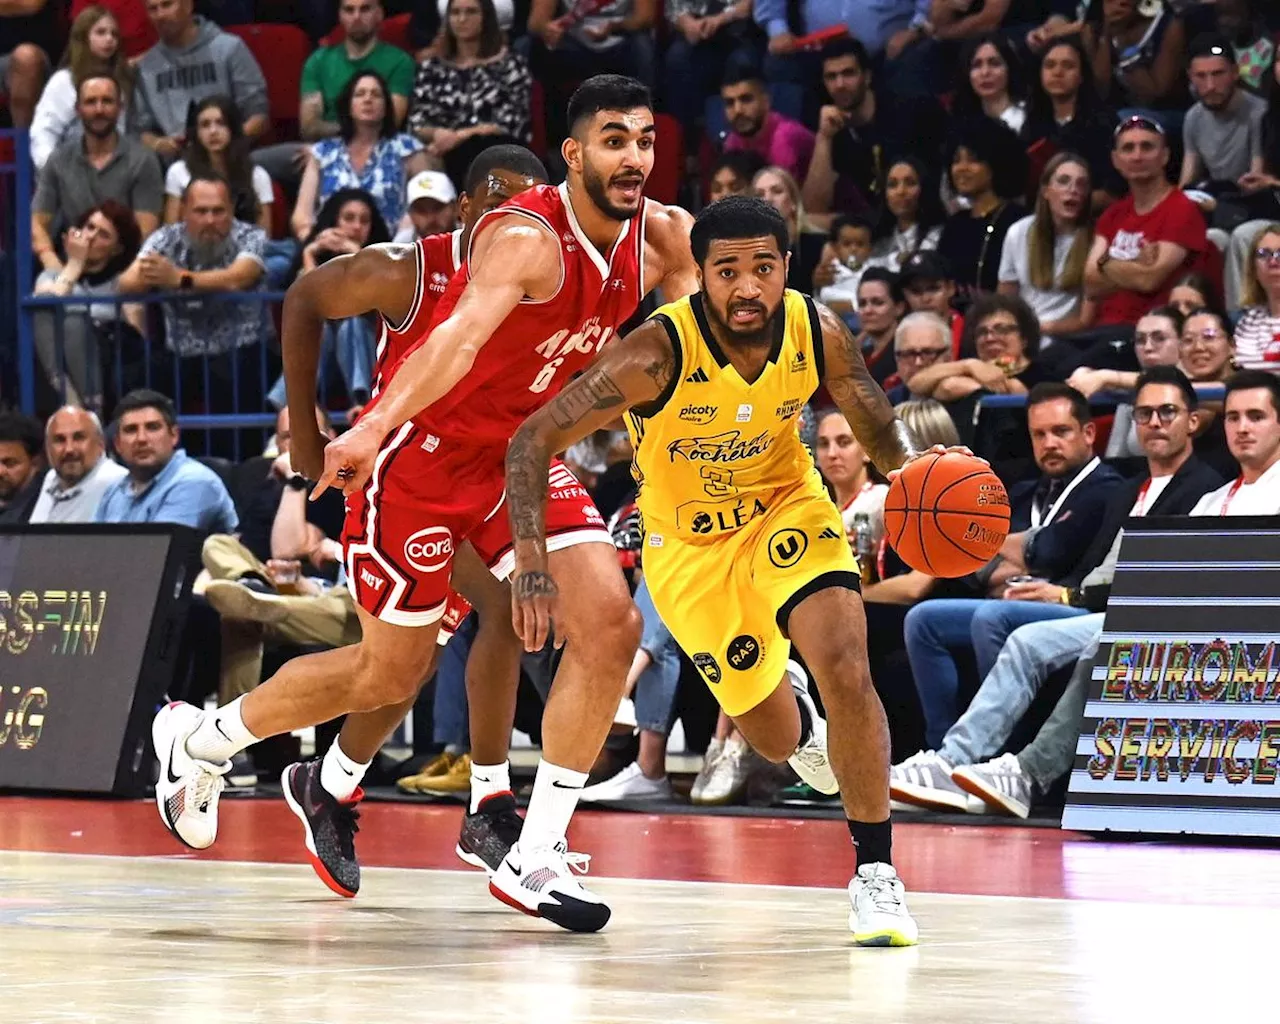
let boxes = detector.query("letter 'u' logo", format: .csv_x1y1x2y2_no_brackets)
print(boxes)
768,528,808,569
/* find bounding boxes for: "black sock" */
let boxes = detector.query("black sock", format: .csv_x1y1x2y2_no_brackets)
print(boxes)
848,818,892,868
794,695,813,749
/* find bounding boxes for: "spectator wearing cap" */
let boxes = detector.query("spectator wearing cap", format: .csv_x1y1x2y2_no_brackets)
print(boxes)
721,66,815,184
1084,116,1210,331
96,389,238,531
1179,32,1269,226
28,406,127,524
395,170,459,242
937,119,1029,298
899,251,964,358
0,412,46,526
802,39,947,218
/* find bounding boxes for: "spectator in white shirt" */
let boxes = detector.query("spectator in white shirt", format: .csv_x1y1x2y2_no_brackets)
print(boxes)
1192,370,1280,514
29,5,133,170
999,152,1099,341
1233,222,1280,371
28,405,127,524
814,409,888,552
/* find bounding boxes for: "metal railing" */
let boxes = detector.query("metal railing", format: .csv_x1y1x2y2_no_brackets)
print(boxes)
4,129,353,460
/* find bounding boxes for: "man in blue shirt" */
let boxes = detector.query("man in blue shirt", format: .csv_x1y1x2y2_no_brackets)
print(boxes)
96,389,239,533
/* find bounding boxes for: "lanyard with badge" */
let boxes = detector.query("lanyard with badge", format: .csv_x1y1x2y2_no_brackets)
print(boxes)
1219,476,1244,516
1030,456,1100,528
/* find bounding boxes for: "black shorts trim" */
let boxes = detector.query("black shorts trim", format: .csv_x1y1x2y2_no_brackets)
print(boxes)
776,570,861,637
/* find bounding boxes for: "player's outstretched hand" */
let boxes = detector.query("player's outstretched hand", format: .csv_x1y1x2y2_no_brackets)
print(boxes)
887,444,983,483
310,423,382,500
511,568,561,653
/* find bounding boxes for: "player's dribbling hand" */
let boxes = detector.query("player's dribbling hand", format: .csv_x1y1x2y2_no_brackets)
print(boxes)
512,567,562,653
887,444,981,482
310,423,381,500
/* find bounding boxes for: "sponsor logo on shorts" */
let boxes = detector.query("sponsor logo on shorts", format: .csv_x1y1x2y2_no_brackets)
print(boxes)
360,568,386,591
678,403,719,425
768,528,809,568
684,497,769,535
550,487,586,501
404,526,454,573
667,430,773,465
776,398,801,419
692,652,722,684
582,504,605,524
421,434,440,453
726,634,762,671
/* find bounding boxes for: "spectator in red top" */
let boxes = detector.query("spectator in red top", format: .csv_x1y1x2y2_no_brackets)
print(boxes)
720,66,814,183
1085,115,1210,328
72,0,156,58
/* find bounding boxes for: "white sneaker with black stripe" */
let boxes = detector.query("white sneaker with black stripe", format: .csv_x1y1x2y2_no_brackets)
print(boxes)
489,840,611,932
952,754,1033,818
785,661,839,796
152,702,230,850
889,751,968,812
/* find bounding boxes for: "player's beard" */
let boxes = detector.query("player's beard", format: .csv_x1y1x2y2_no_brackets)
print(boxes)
702,289,780,347
582,159,643,222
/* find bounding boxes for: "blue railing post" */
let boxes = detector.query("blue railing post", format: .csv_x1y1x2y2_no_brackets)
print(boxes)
13,129,35,414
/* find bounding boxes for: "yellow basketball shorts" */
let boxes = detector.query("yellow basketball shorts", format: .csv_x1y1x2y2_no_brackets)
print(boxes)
641,485,860,717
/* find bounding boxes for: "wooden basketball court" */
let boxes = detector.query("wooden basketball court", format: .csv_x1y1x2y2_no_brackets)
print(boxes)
0,797,1270,1022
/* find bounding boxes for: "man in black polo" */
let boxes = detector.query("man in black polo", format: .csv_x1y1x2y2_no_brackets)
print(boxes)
801,37,945,216
31,70,163,277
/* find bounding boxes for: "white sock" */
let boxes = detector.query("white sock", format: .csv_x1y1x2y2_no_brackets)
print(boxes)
469,760,512,813
184,697,259,763
320,740,371,802
520,760,587,851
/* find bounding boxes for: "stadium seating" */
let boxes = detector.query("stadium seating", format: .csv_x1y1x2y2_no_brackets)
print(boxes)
225,23,312,143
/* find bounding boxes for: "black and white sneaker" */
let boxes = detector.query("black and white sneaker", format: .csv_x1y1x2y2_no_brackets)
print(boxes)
281,759,362,898
456,792,525,874
489,840,611,932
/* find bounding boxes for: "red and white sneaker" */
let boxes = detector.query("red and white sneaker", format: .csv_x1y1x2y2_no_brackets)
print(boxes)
489,840,611,932
152,702,230,850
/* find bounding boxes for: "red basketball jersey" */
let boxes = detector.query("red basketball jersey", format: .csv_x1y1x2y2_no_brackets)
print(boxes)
373,228,462,395
405,183,651,445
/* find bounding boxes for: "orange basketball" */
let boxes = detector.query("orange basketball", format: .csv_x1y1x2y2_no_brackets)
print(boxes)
883,453,1010,578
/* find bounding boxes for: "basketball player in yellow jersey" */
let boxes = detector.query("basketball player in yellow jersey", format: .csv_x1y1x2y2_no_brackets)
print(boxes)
505,194,952,945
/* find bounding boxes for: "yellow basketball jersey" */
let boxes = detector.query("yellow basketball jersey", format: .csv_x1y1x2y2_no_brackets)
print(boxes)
626,289,825,542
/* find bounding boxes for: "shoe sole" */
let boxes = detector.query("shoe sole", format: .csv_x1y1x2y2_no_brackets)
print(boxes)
852,928,919,947
888,780,970,813
204,580,290,624
488,878,612,933
280,766,357,899
951,769,1030,819
455,843,491,872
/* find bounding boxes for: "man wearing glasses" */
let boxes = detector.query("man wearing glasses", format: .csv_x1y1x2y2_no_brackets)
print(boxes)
891,365,1226,815
1084,116,1210,332
885,311,952,404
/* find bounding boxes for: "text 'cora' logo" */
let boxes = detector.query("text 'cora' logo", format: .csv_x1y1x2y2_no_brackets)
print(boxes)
404,527,454,573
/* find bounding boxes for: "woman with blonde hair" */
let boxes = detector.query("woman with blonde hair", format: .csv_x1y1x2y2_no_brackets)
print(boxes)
753,165,826,292
893,398,962,449
30,5,134,169
997,152,1098,339
1233,222,1280,371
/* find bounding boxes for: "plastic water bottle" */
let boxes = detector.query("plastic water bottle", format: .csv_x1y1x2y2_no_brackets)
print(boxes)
852,513,876,584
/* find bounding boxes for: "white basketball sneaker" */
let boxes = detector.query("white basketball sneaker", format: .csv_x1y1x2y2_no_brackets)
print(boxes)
489,840,611,932
848,863,919,947
152,702,230,850
786,661,839,796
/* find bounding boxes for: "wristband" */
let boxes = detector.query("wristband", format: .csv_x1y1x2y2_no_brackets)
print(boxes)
286,473,309,491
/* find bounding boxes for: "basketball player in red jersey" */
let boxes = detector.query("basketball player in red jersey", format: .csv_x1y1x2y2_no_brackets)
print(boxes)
153,77,698,933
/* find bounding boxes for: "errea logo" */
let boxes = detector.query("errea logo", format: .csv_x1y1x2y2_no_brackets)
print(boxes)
429,271,449,292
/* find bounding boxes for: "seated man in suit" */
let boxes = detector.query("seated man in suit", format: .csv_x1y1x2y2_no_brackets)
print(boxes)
891,367,1225,812
900,383,1124,752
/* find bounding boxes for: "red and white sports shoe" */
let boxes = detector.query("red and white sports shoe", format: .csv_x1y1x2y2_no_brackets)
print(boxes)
151,702,230,850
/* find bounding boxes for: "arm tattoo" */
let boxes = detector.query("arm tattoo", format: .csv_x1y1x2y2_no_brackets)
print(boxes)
643,350,674,393
822,308,922,473
550,368,624,429
514,571,558,600
506,427,549,543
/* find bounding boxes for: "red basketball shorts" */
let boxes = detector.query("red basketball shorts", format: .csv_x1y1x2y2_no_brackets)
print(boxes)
343,424,611,627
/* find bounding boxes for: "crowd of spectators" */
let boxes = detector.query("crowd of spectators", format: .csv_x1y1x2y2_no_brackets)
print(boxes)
6,0,1280,813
